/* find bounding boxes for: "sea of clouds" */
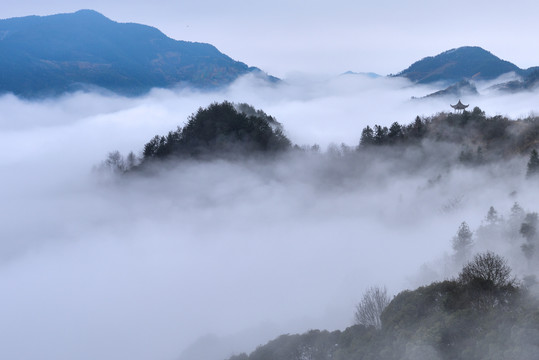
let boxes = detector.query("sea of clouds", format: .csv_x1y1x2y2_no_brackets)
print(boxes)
1,73,539,360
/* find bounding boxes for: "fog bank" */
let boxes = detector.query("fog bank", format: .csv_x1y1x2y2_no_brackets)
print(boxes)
1,75,539,360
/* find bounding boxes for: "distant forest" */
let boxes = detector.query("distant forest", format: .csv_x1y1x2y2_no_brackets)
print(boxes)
100,102,539,179
358,107,539,164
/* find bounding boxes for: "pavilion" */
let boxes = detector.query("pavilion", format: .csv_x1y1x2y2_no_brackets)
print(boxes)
451,100,469,113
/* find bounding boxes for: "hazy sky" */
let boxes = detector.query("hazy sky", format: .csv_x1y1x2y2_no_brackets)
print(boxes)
1,0,539,77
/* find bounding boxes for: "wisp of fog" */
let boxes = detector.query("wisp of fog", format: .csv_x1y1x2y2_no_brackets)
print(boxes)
1,74,539,360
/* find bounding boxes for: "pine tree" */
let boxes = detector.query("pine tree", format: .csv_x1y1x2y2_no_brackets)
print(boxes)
486,206,498,224
510,202,524,219
373,125,388,145
453,222,473,264
388,122,403,143
359,126,375,146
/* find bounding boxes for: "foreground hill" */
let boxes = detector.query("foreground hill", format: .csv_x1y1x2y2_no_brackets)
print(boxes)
227,252,539,360
0,10,271,97
396,46,538,84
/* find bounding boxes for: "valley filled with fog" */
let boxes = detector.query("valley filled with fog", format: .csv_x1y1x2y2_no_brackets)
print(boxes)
1,74,539,360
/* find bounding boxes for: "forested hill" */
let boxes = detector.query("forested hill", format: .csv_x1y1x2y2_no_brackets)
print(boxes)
0,10,272,97
227,251,539,360
358,107,539,164
100,102,292,173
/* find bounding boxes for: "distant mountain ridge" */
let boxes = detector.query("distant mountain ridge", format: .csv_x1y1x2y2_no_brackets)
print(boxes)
0,10,273,97
489,69,539,92
419,80,478,99
397,46,538,84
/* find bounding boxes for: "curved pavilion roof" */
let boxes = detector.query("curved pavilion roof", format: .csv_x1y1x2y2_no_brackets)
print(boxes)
451,100,469,110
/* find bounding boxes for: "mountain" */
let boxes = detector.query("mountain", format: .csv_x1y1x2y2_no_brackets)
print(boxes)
490,69,539,92
419,80,479,99
0,10,273,97
396,46,535,84
341,71,382,79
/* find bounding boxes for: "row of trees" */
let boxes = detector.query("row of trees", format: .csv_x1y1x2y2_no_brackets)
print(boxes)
359,116,426,147
358,107,488,148
358,108,539,174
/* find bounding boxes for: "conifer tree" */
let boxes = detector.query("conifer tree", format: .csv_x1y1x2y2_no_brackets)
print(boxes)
359,126,375,146
388,122,402,143
452,222,473,264
486,206,499,224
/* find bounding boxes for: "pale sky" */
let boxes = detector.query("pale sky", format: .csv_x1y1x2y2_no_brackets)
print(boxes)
1,0,539,78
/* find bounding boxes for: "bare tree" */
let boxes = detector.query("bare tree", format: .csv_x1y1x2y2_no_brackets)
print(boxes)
458,252,518,309
458,251,516,288
100,150,126,174
354,286,390,330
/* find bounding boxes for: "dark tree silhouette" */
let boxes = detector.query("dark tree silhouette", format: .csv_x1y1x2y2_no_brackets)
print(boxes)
388,122,403,143
141,102,291,161
359,126,375,147
458,251,515,288
373,125,388,145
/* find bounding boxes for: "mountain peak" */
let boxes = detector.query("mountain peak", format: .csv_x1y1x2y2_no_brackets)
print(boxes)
0,10,268,97
66,9,113,22
397,46,522,84
73,9,105,15
440,46,491,56
70,9,107,17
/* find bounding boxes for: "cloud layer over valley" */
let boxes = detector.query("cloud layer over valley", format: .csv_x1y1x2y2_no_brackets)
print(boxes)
2,75,539,360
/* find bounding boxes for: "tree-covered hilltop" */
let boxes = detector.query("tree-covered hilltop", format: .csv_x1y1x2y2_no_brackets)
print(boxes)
359,107,539,164
99,102,291,173
141,102,291,161
228,253,538,360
